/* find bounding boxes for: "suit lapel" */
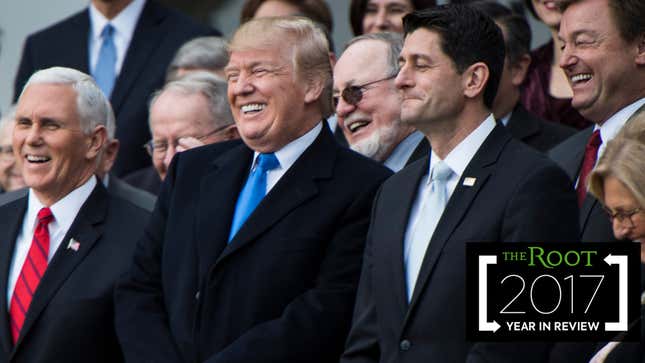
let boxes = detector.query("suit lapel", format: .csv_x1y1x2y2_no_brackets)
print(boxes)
506,104,541,142
561,128,592,182
387,159,428,315
403,126,509,326
214,126,336,267
66,10,91,73
406,137,430,166
195,145,252,281
0,198,27,354
110,1,165,112
14,184,107,350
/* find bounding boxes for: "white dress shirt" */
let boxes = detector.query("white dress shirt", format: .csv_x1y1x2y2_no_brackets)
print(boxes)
250,122,322,193
403,115,496,297
7,176,97,304
384,131,425,172
89,0,146,76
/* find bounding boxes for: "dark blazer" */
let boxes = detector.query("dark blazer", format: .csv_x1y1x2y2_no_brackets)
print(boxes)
108,175,156,211
406,137,430,167
13,0,216,176
506,103,576,152
548,127,616,243
122,166,162,196
342,125,580,363
0,182,151,363
115,126,392,363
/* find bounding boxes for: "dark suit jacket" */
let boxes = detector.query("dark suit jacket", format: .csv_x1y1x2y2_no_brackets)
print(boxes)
548,127,616,243
115,126,392,362
122,165,162,196
342,125,580,363
506,103,576,152
405,137,430,167
108,175,156,211
13,0,216,176
0,182,151,363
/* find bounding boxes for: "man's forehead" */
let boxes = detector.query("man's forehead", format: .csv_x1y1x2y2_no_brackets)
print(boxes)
335,42,389,86
17,83,77,115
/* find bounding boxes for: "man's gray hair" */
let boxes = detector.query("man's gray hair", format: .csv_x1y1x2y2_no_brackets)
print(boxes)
166,37,229,81
345,32,403,76
149,72,234,129
20,67,115,137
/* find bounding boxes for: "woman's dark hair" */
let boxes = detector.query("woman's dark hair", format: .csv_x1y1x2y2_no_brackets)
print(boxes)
349,0,437,35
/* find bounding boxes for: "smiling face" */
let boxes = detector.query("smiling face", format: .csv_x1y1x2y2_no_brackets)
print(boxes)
558,0,644,124
362,0,414,34
225,43,317,152
334,39,409,161
0,120,25,192
395,29,465,131
14,83,104,205
530,0,561,28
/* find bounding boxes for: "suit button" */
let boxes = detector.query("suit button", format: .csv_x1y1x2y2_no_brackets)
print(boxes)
195,291,200,300
400,339,411,351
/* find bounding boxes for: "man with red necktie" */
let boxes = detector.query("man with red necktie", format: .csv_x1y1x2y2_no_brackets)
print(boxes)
0,67,150,363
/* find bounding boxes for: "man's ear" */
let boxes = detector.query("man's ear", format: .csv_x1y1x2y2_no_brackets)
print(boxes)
86,125,108,160
635,34,645,65
510,54,531,87
462,62,489,100
304,76,326,104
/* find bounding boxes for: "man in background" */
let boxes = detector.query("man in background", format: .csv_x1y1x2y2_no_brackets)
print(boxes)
334,32,428,172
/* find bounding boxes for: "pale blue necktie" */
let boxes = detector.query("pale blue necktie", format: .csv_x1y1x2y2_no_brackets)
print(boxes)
93,24,117,97
404,160,453,301
228,153,280,242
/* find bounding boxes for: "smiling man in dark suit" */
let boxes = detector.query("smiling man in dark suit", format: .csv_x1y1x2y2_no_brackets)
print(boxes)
341,5,579,363
115,17,391,363
13,0,216,177
0,67,150,363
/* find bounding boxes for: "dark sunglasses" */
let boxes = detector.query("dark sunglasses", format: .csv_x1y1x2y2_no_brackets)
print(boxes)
334,74,397,107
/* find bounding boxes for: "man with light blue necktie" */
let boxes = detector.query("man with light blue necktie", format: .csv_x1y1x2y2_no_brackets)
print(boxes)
342,5,580,363
114,17,392,363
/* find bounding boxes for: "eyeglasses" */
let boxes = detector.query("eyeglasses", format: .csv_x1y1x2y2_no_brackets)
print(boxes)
603,207,642,228
0,146,14,162
333,73,397,107
144,124,231,158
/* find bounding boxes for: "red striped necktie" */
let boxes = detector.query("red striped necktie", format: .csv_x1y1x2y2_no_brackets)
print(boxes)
9,207,54,344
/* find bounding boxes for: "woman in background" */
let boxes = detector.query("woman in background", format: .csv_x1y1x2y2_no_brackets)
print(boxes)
349,0,435,35
521,0,590,129
587,115,644,363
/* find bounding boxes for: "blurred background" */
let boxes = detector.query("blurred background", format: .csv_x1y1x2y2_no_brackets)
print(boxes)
0,0,549,113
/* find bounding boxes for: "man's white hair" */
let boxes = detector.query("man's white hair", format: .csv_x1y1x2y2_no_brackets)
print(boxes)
20,66,115,138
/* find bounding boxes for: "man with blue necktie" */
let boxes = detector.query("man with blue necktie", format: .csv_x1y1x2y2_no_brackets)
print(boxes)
14,0,216,177
115,17,392,363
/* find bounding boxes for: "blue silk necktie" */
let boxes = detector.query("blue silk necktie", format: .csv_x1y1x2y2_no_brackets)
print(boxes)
228,153,280,241
93,24,117,97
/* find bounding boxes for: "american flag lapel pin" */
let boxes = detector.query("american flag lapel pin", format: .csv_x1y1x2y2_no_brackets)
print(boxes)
463,177,477,187
67,238,80,252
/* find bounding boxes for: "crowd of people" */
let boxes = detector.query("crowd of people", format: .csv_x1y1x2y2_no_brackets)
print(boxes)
0,0,643,362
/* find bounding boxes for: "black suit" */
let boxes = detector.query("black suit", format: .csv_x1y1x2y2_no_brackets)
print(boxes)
506,103,576,152
108,175,156,211
122,165,162,195
0,182,151,363
115,126,392,362
342,125,580,363
405,137,430,167
549,127,615,243
13,0,216,176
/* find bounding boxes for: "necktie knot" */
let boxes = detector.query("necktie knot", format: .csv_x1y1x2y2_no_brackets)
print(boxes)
101,24,114,39
431,161,452,182
37,207,54,225
587,130,602,149
256,153,280,172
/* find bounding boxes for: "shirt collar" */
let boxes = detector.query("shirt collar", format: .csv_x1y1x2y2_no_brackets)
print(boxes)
384,131,424,172
89,0,146,43
26,176,97,235
252,122,323,172
595,97,645,156
428,114,496,183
